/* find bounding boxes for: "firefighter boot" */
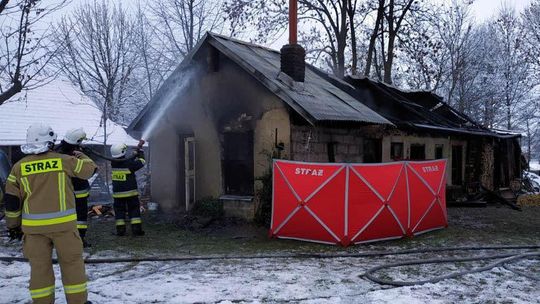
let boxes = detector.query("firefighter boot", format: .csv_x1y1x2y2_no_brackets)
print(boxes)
116,225,126,236
131,223,145,236
78,229,91,248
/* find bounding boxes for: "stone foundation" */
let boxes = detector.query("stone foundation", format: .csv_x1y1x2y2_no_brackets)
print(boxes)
220,195,255,220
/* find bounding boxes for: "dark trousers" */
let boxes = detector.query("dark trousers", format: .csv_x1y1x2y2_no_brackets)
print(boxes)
75,197,88,238
113,196,143,235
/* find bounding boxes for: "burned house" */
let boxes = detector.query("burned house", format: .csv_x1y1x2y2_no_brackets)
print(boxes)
128,32,521,219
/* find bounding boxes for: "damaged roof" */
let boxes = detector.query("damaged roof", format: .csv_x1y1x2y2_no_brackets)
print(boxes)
317,73,518,138
129,32,392,131
207,34,392,125
130,33,517,139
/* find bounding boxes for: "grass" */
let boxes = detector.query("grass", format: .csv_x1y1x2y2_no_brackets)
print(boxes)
84,206,540,257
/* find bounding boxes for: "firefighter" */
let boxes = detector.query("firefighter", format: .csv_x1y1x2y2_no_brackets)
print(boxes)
110,143,145,236
56,128,92,248
4,123,96,304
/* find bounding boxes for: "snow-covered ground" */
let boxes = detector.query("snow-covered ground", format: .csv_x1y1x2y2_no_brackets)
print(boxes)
2,206,539,303
2,243,539,303
530,160,540,173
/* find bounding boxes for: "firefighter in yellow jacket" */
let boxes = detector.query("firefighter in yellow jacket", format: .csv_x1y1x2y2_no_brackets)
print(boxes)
4,123,97,304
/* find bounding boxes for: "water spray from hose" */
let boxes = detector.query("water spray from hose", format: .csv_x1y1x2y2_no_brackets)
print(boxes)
140,65,199,141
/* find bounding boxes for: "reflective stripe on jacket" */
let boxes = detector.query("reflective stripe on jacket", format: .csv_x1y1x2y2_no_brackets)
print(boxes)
74,189,90,198
111,156,144,199
5,151,97,234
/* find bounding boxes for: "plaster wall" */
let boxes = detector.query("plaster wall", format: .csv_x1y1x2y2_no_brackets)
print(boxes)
253,108,291,183
147,46,290,212
149,125,182,213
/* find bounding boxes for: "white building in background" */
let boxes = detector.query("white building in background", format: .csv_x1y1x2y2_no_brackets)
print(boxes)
0,79,140,202
0,79,138,160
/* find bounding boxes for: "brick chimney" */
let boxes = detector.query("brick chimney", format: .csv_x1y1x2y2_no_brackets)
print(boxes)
280,0,305,82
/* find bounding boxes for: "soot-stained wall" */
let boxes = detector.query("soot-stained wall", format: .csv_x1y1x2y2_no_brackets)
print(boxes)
148,45,291,213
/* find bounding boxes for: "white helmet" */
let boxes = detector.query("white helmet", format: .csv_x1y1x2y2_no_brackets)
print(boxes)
26,123,57,145
111,143,128,158
64,128,87,145
21,123,57,155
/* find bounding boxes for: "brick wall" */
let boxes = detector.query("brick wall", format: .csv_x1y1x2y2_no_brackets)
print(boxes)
290,125,383,163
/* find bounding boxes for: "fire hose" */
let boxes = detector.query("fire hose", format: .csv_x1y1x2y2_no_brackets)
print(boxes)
362,250,540,286
80,146,127,162
0,244,538,285
80,139,145,162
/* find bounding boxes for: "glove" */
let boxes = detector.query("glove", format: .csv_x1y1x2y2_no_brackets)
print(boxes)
72,151,84,158
8,227,23,241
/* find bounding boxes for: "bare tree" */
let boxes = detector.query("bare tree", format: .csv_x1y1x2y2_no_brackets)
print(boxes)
522,0,540,82
132,2,169,103
53,1,138,194
426,1,482,113
363,0,384,77
53,1,137,125
463,25,501,127
299,0,351,77
372,0,415,84
491,5,533,130
149,0,225,68
0,0,67,105
521,0,540,162
0,0,9,14
519,96,539,164
346,0,361,75
398,6,446,91
224,0,367,77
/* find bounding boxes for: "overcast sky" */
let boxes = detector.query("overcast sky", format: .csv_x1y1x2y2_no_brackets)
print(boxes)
65,0,534,20
50,0,535,49
469,0,532,20
262,0,536,48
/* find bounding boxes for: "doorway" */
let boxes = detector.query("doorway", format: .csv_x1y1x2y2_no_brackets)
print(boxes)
184,137,196,211
223,131,254,195
435,144,444,159
451,145,463,186
410,144,426,160
363,138,382,163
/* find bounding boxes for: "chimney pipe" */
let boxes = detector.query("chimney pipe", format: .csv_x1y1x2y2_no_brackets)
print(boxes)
289,0,297,44
280,0,305,82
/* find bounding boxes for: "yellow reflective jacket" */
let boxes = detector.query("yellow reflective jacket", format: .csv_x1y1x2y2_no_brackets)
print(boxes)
5,151,97,234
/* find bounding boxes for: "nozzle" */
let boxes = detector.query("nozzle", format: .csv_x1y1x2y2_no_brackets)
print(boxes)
137,139,145,150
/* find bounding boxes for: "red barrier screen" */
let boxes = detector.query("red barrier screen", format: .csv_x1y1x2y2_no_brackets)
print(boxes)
270,159,447,246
